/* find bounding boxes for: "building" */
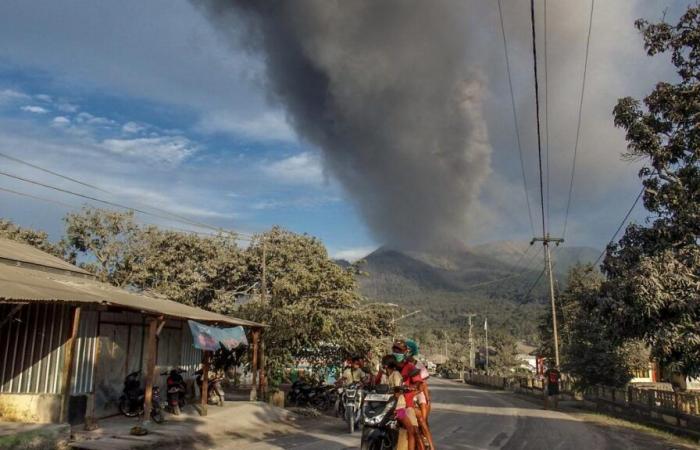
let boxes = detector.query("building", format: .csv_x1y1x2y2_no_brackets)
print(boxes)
0,238,265,424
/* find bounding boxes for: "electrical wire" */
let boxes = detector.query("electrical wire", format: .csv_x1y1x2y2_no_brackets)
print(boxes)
0,150,247,236
497,0,536,238
466,245,543,289
593,186,644,266
562,0,596,239
522,266,547,300
544,0,551,230
0,185,245,239
0,170,254,238
530,0,547,237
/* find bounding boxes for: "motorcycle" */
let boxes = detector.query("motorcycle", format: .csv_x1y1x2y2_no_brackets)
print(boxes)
117,370,164,423
360,384,399,450
195,368,225,406
341,382,364,434
286,380,329,410
163,368,187,415
361,385,432,450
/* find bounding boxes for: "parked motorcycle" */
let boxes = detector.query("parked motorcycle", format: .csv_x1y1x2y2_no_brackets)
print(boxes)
163,368,187,415
195,368,225,406
341,382,364,433
117,370,164,423
286,380,329,410
360,384,399,450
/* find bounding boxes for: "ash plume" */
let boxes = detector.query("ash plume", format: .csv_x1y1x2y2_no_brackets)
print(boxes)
195,1,491,249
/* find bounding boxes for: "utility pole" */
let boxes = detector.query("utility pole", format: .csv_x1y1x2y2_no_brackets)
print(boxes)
484,317,489,375
531,234,564,368
464,313,477,369
261,238,267,302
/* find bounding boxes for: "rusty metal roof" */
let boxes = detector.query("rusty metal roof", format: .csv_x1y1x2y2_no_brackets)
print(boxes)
0,237,91,275
0,239,265,328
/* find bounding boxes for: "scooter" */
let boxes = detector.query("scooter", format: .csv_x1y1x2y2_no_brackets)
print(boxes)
117,370,164,423
195,368,225,406
163,368,187,415
360,384,398,449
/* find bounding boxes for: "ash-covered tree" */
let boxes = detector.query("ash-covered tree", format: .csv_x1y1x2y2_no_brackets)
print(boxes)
604,7,700,379
0,218,66,259
540,265,644,388
217,227,397,384
63,207,246,307
488,331,520,375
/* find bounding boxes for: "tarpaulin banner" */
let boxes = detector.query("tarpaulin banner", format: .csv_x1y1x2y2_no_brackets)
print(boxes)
188,320,248,351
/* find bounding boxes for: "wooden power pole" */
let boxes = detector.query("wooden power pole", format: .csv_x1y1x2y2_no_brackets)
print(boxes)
532,235,564,368
464,313,477,369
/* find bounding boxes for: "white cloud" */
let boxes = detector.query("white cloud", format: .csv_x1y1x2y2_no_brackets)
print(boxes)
35,94,52,102
101,136,197,164
57,103,78,113
331,246,376,262
20,105,49,114
51,116,71,127
0,89,29,104
262,152,325,185
75,112,115,126
122,121,145,134
197,111,296,141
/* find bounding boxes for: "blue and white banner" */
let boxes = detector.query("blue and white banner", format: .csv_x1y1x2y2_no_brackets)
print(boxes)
188,320,248,351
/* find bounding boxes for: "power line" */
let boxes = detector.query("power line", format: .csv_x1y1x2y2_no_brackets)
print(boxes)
0,170,254,238
0,185,245,239
530,0,547,237
593,186,644,266
466,245,543,289
0,150,243,236
497,0,536,237
562,0,596,239
522,266,547,300
544,0,551,230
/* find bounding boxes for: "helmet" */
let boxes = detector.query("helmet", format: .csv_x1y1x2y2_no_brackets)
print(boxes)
406,339,419,356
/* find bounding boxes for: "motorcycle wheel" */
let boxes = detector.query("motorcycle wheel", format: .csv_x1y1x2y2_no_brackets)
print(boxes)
345,407,355,434
151,409,164,424
310,394,328,411
118,396,141,417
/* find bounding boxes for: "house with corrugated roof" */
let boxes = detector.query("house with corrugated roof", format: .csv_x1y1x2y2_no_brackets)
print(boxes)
0,238,265,425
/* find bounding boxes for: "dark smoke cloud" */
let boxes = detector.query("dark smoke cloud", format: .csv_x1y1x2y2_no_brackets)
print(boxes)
195,1,491,249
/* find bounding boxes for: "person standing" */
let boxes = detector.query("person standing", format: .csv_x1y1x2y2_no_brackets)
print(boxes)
544,366,560,410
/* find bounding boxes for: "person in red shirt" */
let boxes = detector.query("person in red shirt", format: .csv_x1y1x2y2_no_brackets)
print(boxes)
392,340,423,450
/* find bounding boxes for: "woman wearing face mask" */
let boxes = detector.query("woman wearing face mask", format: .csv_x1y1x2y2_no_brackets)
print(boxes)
392,340,424,450
406,339,435,450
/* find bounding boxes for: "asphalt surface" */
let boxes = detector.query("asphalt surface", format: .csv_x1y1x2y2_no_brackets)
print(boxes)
213,378,695,449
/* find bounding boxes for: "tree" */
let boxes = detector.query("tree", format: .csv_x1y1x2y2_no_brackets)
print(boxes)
62,208,140,284
604,7,700,378
219,228,397,383
488,332,520,375
0,218,65,259
63,207,246,307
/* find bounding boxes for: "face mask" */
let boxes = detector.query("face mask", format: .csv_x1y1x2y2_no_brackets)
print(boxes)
392,352,405,363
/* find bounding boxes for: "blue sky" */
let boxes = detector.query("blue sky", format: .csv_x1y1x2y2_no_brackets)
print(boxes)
0,0,682,259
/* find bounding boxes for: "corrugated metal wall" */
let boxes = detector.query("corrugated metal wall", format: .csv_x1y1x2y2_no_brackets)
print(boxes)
0,303,71,394
71,310,99,394
180,322,202,374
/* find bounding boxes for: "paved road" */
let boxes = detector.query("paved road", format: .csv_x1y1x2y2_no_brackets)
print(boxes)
214,378,693,449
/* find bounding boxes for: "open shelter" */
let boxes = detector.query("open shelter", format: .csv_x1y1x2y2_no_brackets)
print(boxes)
0,238,266,424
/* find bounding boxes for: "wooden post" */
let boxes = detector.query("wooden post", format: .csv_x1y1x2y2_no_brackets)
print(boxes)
143,317,161,423
258,333,265,398
250,329,260,401
200,351,210,416
60,306,81,423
